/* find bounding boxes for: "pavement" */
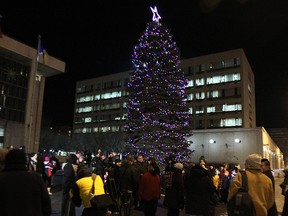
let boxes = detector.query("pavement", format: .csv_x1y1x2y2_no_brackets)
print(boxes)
50,174,285,216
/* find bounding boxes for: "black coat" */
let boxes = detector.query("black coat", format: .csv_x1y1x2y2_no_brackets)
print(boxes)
119,163,138,192
185,165,216,216
0,165,51,216
263,170,278,216
163,168,185,209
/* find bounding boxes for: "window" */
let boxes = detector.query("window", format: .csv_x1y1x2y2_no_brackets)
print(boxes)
187,93,194,101
77,95,93,103
195,78,205,86
186,80,194,88
207,90,219,99
195,106,204,114
220,118,242,127
207,106,215,113
195,92,205,100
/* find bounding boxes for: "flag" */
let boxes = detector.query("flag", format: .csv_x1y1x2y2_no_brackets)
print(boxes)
36,35,43,62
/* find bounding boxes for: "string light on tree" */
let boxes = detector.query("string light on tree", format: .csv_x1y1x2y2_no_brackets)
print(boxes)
125,6,191,166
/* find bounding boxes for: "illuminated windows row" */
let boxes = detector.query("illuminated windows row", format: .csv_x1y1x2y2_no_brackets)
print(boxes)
188,104,242,115
187,87,241,101
186,73,241,88
76,102,127,113
183,57,240,75
74,114,128,124
76,90,129,103
195,118,242,128
74,125,125,134
76,79,129,94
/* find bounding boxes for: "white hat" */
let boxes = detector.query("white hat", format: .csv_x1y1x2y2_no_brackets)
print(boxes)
174,162,183,170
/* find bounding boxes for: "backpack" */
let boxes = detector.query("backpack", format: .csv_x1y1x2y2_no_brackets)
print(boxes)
227,171,256,216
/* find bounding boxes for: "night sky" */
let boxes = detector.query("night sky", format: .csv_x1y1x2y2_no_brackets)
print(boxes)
1,0,288,128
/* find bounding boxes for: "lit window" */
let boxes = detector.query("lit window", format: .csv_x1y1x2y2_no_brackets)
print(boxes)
207,106,215,113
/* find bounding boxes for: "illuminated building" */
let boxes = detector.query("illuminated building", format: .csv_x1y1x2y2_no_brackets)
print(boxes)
74,48,255,134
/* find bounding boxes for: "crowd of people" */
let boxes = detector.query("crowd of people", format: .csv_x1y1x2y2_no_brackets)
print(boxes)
0,145,288,216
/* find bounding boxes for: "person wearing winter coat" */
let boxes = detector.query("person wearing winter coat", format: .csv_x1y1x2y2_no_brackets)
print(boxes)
185,164,217,216
43,156,56,195
228,154,274,216
261,158,278,216
0,149,51,216
280,169,288,215
138,162,161,216
61,154,78,216
71,168,107,216
163,162,185,216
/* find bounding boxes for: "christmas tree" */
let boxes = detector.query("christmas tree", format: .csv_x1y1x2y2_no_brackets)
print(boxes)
125,6,191,165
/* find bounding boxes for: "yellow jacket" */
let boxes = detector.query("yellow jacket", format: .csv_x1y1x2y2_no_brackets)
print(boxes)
76,175,105,208
212,174,220,189
228,169,274,216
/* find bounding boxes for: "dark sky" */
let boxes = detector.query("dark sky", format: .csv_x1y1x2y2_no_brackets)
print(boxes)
1,0,288,128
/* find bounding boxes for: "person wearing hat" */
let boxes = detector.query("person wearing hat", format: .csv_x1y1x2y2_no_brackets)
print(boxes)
228,153,274,216
43,155,56,195
163,162,185,216
0,149,51,216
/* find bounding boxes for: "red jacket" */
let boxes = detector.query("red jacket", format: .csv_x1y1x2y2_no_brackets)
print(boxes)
138,171,161,201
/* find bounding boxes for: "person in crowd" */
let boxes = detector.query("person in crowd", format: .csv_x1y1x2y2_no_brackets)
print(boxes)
148,157,160,175
0,148,9,171
93,154,108,181
261,158,278,216
281,168,288,215
119,155,138,205
71,167,107,216
163,162,185,216
228,154,274,216
61,153,79,216
185,160,217,216
138,162,161,216
134,154,148,209
43,155,56,195
199,156,208,170
50,153,61,187
107,158,122,193
219,164,230,203
0,149,51,215
28,152,38,171
164,153,176,171
84,150,92,168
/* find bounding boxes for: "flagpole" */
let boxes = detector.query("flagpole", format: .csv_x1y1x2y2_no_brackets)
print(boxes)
28,35,41,153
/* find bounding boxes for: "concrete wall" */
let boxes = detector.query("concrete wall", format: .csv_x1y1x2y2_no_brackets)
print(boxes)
187,127,284,170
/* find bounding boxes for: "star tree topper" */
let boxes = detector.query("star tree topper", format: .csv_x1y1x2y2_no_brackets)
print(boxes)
150,6,161,23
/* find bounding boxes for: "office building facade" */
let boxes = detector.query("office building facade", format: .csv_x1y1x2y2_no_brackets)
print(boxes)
0,35,65,152
74,48,255,134
73,49,283,168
